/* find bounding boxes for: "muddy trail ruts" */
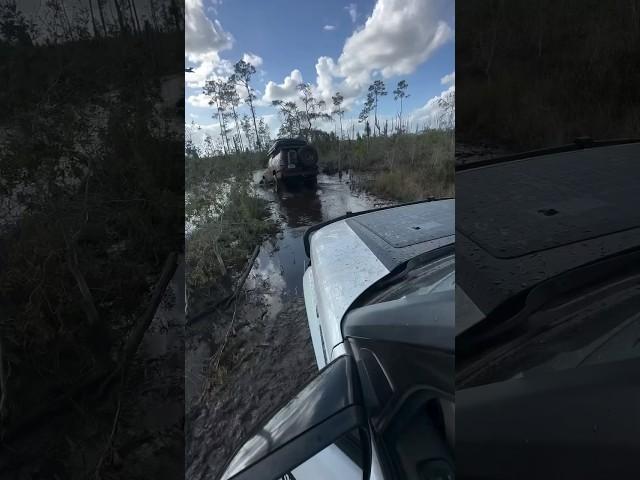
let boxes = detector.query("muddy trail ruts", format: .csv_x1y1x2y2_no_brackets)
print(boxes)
186,294,316,480
185,174,389,479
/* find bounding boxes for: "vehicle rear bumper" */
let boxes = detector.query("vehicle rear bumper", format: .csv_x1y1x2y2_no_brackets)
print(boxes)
277,167,318,179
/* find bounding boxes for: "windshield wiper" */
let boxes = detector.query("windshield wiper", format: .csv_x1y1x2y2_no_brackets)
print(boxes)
457,247,640,379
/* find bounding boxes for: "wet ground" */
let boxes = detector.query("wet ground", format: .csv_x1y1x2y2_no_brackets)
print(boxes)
186,172,391,479
1,258,185,480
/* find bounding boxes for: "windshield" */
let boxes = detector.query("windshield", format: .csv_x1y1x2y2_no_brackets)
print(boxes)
365,253,454,305
459,271,640,388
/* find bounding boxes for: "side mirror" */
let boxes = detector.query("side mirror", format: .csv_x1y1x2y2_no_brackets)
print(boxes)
219,356,370,480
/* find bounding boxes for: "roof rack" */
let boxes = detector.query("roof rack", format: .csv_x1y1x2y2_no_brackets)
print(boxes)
267,137,308,157
456,137,640,171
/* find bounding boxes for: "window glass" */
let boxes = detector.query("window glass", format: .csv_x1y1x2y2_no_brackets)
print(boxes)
283,429,364,480
464,275,640,386
368,254,454,304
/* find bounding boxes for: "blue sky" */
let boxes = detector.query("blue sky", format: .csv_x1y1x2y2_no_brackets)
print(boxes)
186,0,455,145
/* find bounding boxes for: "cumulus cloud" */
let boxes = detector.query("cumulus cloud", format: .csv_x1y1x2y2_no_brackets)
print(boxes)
185,57,234,88
242,52,263,67
185,0,237,88
337,0,453,86
272,0,453,111
323,24,336,31
262,69,305,103
187,93,212,108
345,3,357,23
441,71,455,85
410,84,455,129
185,0,233,61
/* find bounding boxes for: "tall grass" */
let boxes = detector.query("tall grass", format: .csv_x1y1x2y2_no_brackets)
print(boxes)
457,0,640,150
314,130,455,201
185,154,275,295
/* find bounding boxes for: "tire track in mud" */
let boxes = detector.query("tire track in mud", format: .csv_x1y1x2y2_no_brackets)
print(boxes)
186,296,316,480
186,174,387,479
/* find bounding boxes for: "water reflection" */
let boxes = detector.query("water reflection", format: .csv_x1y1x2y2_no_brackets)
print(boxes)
277,183,323,228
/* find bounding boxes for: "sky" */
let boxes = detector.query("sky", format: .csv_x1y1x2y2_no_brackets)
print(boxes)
186,0,455,146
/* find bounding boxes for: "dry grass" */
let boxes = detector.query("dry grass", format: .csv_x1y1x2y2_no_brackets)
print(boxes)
457,0,640,150
314,130,455,201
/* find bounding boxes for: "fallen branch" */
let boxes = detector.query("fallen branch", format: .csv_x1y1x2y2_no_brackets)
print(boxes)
0,252,179,447
100,252,178,394
188,245,260,325
222,245,260,309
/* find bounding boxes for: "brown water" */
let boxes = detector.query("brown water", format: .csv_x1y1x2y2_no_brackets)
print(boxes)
186,172,391,479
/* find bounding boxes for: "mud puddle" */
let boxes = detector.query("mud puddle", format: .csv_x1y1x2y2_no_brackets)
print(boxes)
186,172,391,479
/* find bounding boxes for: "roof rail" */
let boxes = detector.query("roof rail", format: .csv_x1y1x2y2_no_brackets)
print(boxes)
456,137,640,171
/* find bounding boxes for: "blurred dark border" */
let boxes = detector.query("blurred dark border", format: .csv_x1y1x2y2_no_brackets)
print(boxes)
0,1,185,478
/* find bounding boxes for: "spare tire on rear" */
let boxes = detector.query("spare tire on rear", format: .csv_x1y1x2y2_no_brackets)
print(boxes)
298,145,318,167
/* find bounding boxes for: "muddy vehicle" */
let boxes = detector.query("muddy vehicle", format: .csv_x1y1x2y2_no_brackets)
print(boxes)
265,138,319,186
219,199,455,480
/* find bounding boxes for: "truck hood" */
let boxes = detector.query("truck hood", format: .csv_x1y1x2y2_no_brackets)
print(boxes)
306,199,455,359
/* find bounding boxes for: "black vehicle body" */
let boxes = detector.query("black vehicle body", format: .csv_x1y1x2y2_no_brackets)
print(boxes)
266,138,319,184
456,139,640,479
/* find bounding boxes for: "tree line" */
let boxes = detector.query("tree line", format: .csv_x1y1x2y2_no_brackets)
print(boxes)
200,60,272,156
194,65,455,158
0,0,183,46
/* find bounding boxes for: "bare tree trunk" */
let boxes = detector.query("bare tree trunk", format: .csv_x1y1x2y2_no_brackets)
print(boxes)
88,0,99,37
374,96,379,136
245,83,261,149
129,0,142,33
113,0,127,33
216,105,229,156
97,0,108,35
170,0,182,31
230,105,244,152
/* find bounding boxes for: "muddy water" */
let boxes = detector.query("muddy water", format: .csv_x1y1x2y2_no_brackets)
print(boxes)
186,172,391,479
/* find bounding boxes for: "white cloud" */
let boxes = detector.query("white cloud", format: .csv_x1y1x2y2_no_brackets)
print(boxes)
187,93,212,108
323,24,336,31
410,84,455,129
345,3,357,23
185,0,235,88
262,69,305,103
185,0,233,61
441,71,455,85
186,122,221,149
185,56,234,88
337,0,453,85
242,52,263,67
298,0,451,110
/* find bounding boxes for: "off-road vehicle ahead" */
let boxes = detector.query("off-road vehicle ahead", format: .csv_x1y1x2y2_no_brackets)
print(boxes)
456,139,640,479
219,199,455,480
266,138,319,186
